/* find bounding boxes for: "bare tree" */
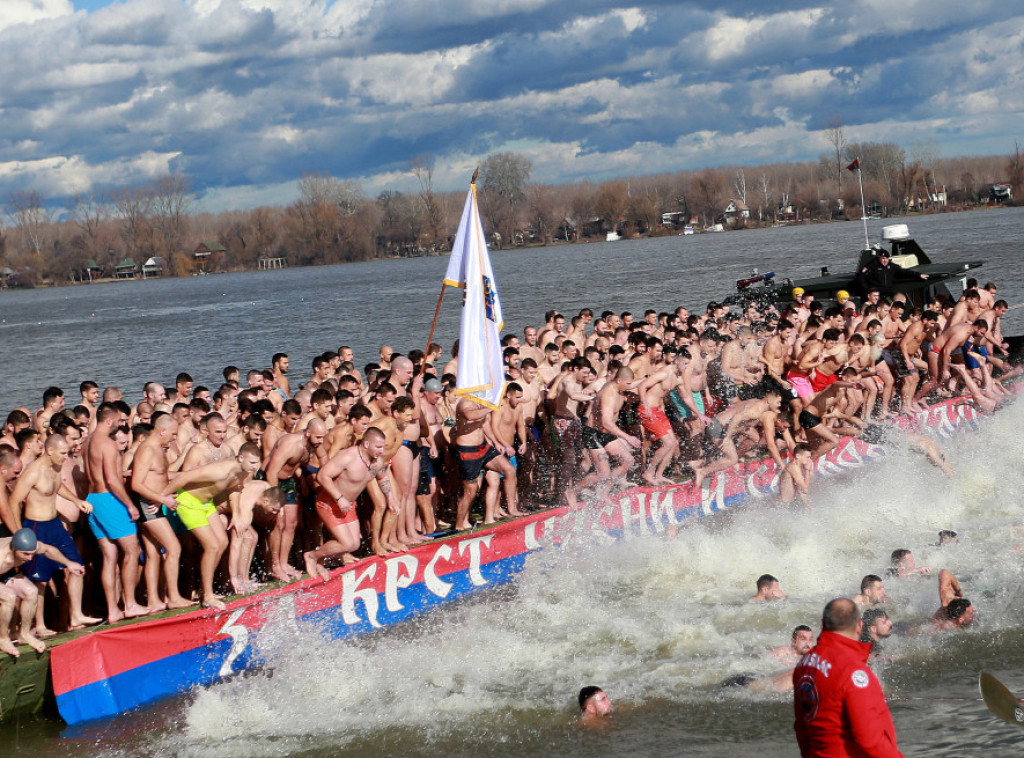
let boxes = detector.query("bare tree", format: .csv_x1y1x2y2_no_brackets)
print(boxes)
758,173,772,222
7,189,53,265
411,154,446,251
113,185,155,261
733,169,748,205
822,115,848,196
478,152,532,247
151,174,194,255
1007,141,1024,201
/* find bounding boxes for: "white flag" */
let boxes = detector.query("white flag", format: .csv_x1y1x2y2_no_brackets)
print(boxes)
443,184,506,410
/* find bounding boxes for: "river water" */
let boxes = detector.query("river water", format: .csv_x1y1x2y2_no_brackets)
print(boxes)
3,208,1024,756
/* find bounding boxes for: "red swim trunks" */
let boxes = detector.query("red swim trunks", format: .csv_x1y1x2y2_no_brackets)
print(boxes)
810,370,839,393
316,491,358,529
638,404,672,440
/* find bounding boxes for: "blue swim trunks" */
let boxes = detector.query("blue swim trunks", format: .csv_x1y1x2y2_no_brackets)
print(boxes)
23,517,82,582
87,492,138,542
962,343,988,371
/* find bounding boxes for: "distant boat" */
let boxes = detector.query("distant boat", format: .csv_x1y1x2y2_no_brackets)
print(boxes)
705,223,725,233
606,231,621,242
682,226,694,235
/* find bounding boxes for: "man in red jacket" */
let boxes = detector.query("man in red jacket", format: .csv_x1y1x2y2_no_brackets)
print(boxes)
793,598,904,757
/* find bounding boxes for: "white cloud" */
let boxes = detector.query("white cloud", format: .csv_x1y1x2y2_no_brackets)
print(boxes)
0,0,73,33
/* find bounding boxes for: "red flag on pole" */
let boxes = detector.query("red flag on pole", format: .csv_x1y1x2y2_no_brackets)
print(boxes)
846,158,861,172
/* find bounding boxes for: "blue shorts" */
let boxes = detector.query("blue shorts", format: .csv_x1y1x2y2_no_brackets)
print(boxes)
23,518,82,582
87,492,138,542
962,344,988,371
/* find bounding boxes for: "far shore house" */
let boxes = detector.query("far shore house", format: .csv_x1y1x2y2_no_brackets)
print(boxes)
193,241,226,273
142,256,166,278
724,199,750,226
115,257,138,279
82,259,104,282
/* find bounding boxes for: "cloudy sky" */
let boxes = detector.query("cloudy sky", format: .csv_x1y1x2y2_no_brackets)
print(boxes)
1,0,1021,212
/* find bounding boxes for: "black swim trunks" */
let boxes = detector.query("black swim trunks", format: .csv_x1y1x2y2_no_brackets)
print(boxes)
582,425,619,450
798,409,822,429
456,443,501,481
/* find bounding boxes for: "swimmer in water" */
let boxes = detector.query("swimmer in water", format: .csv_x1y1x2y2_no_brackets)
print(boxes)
931,569,974,631
777,443,813,507
769,624,815,666
851,575,886,610
749,573,787,603
578,685,612,724
886,549,931,578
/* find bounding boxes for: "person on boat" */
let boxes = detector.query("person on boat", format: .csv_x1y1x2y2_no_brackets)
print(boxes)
550,357,596,497
0,450,24,538
856,248,928,298
260,419,327,581
130,413,194,611
852,575,886,610
83,404,147,623
491,382,527,518
749,574,787,603
578,685,612,724
162,442,262,610
0,528,84,656
777,443,813,507
691,390,783,491
306,427,396,578
795,373,860,458
793,598,904,758
218,479,283,594
637,351,689,486
451,394,515,530
9,434,100,635
567,367,643,506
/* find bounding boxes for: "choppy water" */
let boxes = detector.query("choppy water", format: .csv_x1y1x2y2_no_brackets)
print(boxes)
3,208,1024,756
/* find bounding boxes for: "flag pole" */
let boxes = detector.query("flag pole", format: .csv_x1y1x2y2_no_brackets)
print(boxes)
421,168,479,375
855,158,870,250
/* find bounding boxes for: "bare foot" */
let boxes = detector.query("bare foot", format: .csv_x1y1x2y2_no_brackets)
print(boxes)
285,566,303,580
124,604,149,619
145,602,168,615
436,519,452,530
0,638,20,657
341,553,358,566
107,608,125,624
33,627,58,639
692,467,705,491
372,541,389,557
641,471,660,487
167,598,197,610
21,631,46,654
453,521,472,532
201,597,226,611
69,614,103,628
270,566,292,582
304,552,330,582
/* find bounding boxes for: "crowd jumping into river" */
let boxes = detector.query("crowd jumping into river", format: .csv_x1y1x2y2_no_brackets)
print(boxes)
0,265,1016,658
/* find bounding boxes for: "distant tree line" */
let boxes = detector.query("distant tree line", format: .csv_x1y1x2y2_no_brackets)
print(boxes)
1,140,1021,286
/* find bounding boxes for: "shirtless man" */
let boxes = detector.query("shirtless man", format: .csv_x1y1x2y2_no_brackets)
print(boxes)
261,399,303,463
519,326,544,365
297,387,335,432
307,428,396,575
550,358,596,496
537,343,563,387
570,367,642,504
692,390,783,490
0,451,23,537
490,383,526,518
225,414,266,456
748,573,787,602
79,380,101,430
931,319,989,389
887,548,931,578
931,569,974,631
272,353,291,399
720,327,761,388
83,405,146,623
896,310,938,412
0,529,84,656
33,386,65,434
163,442,262,609
769,625,815,666
637,353,688,485
795,374,857,458
262,419,327,580
852,575,887,610
452,396,516,530
777,443,813,507
416,379,446,532
130,414,193,611
9,434,99,634
327,404,373,457
181,412,229,470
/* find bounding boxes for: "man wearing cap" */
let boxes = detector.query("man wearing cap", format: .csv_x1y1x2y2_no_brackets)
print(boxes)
856,249,928,297
0,528,85,656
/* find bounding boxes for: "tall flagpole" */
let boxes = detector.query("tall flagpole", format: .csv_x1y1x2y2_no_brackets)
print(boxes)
854,158,869,249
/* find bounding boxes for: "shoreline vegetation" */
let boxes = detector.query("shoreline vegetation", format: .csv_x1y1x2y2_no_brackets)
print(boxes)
2,143,1022,290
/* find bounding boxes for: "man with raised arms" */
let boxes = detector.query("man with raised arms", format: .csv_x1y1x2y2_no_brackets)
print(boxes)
930,569,974,631
131,414,193,611
307,427,397,577
83,405,146,623
9,434,99,634
0,529,84,656
261,419,327,580
162,442,262,609
637,352,688,486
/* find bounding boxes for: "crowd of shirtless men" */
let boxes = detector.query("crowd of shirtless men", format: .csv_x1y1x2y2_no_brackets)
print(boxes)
0,273,1015,656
